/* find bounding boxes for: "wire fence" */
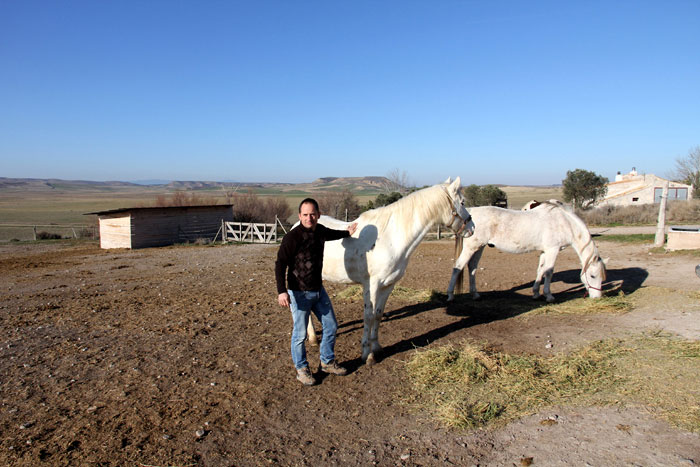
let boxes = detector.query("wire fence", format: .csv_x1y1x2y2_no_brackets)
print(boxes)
0,224,98,242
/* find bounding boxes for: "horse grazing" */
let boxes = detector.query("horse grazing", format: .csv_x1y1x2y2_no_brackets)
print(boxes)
303,177,474,364
447,201,607,302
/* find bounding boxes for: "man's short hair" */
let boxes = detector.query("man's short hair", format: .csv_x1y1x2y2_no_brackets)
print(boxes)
299,198,320,213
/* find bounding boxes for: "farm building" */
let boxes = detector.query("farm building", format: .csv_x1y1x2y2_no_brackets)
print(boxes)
597,168,692,207
86,204,234,249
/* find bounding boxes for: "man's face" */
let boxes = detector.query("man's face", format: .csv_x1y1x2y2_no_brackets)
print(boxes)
298,202,319,230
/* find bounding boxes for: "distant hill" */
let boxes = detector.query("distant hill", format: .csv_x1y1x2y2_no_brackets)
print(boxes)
0,177,143,191
0,176,395,194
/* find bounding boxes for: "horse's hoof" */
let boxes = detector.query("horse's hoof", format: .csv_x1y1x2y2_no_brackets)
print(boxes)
546,296,555,303
472,294,481,301
446,294,454,302
365,354,376,366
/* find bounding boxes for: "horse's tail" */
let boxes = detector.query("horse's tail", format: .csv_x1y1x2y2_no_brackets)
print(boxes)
454,234,464,294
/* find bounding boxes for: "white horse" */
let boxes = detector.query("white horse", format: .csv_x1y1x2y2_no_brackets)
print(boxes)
301,177,474,364
447,201,607,302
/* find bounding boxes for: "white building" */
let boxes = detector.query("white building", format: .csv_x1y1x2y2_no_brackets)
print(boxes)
597,168,692,207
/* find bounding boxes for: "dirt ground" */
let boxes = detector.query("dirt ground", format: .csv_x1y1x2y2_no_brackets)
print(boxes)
1,234,699,466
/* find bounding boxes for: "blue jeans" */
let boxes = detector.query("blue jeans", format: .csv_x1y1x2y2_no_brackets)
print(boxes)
288,287,338,370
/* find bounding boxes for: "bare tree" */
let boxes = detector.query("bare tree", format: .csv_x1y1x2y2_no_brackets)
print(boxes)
671,145,700,198
316,189,361,220
154,191,218,207
225,189,292,223
382,168,412,194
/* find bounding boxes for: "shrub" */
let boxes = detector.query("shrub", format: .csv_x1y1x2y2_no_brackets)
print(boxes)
562,169,608,210
36,231,63,240
579,200,700,226
226,189,292,223
155,191,218,207
374,192,403,207
76,228,95,239
462,184,508,207
316,190,361,220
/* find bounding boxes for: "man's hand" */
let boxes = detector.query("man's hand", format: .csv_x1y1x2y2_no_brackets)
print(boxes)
278,292,290,308
348,222,358,236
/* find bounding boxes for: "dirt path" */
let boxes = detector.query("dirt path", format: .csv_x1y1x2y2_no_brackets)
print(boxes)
0,238,698,466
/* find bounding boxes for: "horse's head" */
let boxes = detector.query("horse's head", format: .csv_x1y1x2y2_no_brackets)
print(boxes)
444,177,475,237
581,255,608,298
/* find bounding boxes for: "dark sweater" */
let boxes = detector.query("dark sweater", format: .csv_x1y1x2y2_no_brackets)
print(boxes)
275,223,350,294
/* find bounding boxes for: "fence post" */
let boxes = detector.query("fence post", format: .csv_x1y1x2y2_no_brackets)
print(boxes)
276,216,288,234
654,182,669,247
437,225,441,240
33,226,37,241
345,209,348,221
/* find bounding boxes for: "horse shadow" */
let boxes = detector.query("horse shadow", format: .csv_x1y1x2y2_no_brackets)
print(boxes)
506,266,650,296
335,289,541,371
336,295,532,371
335,266,650,371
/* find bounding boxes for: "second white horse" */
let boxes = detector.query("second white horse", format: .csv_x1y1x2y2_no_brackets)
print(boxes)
447,201,607,302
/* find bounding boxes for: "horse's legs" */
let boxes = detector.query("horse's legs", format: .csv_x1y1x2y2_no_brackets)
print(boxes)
532,252,546,299
365,282,394,365
360,280,394,365
306,315,318,346
360,283,373,363
533,249,558,302
467,246,485,300
447,244,481,301
540,249,559,302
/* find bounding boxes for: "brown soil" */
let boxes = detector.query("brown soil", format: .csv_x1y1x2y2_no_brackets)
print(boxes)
1,237,699,466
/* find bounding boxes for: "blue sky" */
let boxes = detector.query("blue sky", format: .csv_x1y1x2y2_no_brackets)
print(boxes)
1,1,699,186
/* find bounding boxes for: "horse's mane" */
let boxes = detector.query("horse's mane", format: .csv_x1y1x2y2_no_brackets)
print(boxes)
358,183,452,232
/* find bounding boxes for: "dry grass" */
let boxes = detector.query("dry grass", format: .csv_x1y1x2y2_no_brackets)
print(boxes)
406,338,628,429
335,284,437,303
580,199,700,226
521,291,633,317
616,332,700,431
405,332,700,431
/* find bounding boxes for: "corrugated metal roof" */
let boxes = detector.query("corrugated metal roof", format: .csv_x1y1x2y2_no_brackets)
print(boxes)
84,204,233,216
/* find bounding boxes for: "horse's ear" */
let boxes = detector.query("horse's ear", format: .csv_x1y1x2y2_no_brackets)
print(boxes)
448,177,461,194
602,257,610,267
444,177,452,184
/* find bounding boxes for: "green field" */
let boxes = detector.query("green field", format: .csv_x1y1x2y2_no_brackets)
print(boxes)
0,183,562,242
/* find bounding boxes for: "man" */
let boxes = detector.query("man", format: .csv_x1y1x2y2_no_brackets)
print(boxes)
275,198,357,386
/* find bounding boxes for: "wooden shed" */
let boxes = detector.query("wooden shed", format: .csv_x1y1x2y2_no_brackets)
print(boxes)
86,204,234,249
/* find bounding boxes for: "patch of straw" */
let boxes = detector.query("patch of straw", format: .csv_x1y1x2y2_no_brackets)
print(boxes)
613,332,700,432
405,334,700,432
522,292,632,317
335,284,436,303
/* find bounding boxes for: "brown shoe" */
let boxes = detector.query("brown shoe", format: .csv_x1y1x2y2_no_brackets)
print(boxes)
321,360,347,376
296,367,316,386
